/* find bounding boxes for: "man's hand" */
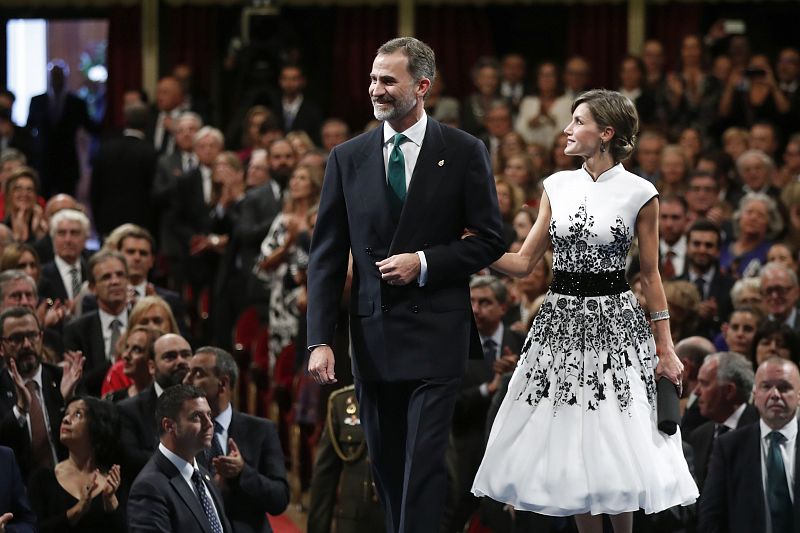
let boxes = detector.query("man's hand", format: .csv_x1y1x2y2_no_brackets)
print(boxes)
308,346,337,384
697,298,718,320
60,351,85,400
0,512,13,531
492,347,519,374
377,253,420,286
213,438,245,479
9,358,31,414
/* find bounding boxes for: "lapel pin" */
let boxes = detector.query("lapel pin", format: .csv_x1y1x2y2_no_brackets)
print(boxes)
205,474,211,481
438,160,445,167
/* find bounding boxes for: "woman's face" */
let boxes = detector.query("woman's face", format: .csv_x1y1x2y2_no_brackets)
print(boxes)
513,210,534,242
17,251,39,282
504,157,531,188
289,167,314,200
474,66,499,96
500,133,525,160
767,244,797,272
739,200,770,237
60,400,90,447
136,305,172,333
537,64,558,94
289,137,310,158
247,112,267,145
724,135,748,161
495,183,513,217
563,103,602,159
737,286,763,310
680,36,703,67
10,177,36,211
724,311,759,355
756,332,791,365
122,330,153,379
660,152,687,185
679,129,701,159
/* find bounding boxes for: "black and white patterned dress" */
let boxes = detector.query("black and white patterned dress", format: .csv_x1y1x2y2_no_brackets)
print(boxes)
472,164,698,516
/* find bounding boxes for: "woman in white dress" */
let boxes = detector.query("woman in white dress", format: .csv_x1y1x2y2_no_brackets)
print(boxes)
472,89,698,533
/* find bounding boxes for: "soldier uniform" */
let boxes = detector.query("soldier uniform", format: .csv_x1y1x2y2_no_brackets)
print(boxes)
308,385,385,533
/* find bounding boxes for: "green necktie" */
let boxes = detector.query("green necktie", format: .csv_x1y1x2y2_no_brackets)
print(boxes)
767,431,794,532
387,133,408,209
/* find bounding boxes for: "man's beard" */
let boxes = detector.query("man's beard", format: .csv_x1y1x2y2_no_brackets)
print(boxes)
156,367,189,389
13,349,40,377
271,167,293,189
372,93,416,122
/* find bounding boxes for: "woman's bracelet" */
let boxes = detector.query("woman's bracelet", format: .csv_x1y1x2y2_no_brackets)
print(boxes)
650,309,670,322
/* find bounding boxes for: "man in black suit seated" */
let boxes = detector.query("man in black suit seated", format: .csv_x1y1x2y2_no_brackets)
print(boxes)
128,383,233,533
479,102,513,166
760,262,800,329
118,333,192,477
699,357,800,533
677,336,717,436
63,250,129,396
90,103,158,239
0,445,36,532
37,208,89,305
185,347,289,532
445,275,523,532
0,306,83,480
274,64,324,146
686,351,757,492
677,219,735,339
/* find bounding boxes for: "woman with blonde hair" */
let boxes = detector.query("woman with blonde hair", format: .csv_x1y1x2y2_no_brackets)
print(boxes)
656,144,689,196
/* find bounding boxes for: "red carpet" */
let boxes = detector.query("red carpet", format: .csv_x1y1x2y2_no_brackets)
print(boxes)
268,513,303,533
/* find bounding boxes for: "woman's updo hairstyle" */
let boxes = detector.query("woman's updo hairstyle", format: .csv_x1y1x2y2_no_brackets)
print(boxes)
571,89,639,163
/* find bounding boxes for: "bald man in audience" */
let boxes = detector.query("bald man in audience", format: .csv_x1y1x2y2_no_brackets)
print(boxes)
679,336,717,434
146,76,188,156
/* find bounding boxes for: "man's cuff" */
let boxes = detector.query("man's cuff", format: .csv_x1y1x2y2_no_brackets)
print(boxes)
308,344,329,352
479,383,490,398
416,251,428,287
12,406,27,426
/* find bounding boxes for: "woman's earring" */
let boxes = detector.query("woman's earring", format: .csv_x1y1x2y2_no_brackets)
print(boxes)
599,139,606,153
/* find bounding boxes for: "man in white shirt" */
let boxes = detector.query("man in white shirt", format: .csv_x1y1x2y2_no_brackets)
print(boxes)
659,195,689,280
128,384,232,533
148,76,187,156
37,208,89,304
699,358,800,533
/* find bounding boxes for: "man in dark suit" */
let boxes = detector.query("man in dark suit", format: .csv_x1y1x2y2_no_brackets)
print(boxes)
274,64,323,146
445,275,523,533
37,208,89,304
0,107,34,162
678,219,736,339
306,37,505,532
728,149,782,207
698,357,800,533
185,347,289,533
686,351,758,491
0,306,82,479
128,383,233,533
677,336,717,435
479,102,513,165
118,333,192,477
63,250,129,396
145,76,189,156
0,445,36,532
90,103,158,239
26,61,100,197
760,262,800,329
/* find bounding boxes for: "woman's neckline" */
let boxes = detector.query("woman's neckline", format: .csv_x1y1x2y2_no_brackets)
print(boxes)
581,163,620,183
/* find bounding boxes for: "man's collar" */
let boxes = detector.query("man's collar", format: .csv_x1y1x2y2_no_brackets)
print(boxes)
383,112,427,147
216,403,233,432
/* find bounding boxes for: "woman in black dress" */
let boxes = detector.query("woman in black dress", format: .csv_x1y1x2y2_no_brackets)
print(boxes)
28,396,124,532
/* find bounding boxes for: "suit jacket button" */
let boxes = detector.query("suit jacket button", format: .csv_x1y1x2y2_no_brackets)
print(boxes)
410,304,420,313
381,304,390,313
365,247,373,256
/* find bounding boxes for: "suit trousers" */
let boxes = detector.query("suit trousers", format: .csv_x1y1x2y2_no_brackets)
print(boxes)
356,376,461,533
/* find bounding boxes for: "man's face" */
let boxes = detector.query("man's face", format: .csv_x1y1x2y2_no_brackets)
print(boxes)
156,78,183,112
783,141,800,173
761,269,799,320
686,230,720,272
184,352,222,407
369,51,420,124
195,135,222,167
53,220,86,264
620,58,642,89
175,118,201,153
686,176,719,214
0,279,37,311
321,123,348,152
120,237,153,284
153,335,191,388
91,258,128,309
642,41,664,73
0,315,42,376
470,286,507,337
279,67,305,98
168,397,214,456
754,361,800,430
485,107,512,138
659,201,687,245
695,358,734,422
749,126,777,156
268,141,297,186
501,55,525,84
564,58,590,92
777,49,800,84
246,153,269,188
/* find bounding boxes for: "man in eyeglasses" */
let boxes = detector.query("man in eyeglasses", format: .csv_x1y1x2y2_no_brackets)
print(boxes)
118,333,192,479
760,262,800,329
0,306,83,480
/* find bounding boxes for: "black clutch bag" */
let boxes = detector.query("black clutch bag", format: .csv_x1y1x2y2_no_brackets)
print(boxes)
657,377,680,435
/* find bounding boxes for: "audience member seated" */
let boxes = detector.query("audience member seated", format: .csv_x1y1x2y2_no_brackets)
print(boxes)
104,326,159,403
63,251,129,396
656,145,690,197
3,168,47,245
461,57,503,137
494,177,522,247
235,106,270,162
759,262,800,328
0,270,66,359
664,280,704,342
632,130,666,184
752,320,800,366
127,384,232,533
718,53,792,131
729,149,781,207
0,306,83,480
515,61,565,150
659,195,689,280
676,336,717,435
766,242,798,275
0,243,41,284
28,396,124,532
0,445,36,532
720,192,781,278
716,306,762,356
37,208,89,307
185,347,289,532
319,118,349,154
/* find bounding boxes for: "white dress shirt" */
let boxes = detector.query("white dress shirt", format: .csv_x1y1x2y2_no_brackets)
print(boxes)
760,418,797,533
660,235,687,277
54,255,83,300
721,402,747,431
158,443,223,526
200,165,213,205
478,323,505,398
214,404,233,455
98,308,128,360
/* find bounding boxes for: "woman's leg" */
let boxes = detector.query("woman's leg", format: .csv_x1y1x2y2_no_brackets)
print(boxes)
574,513,603,533
609,512,633,533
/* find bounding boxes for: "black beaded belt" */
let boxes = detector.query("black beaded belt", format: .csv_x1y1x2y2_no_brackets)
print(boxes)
550,269,629,297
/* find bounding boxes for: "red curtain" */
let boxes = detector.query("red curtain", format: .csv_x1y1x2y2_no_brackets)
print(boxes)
329,6,397,131
646,3,702,72
106,5,142,129
566,4,628,89
163,6,220,88
415,6,495,101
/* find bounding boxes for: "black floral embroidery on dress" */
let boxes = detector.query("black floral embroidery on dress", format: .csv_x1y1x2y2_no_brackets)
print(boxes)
516,201,656,415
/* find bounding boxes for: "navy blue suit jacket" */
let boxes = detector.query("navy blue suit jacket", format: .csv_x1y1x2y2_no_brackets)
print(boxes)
0,446,36,532
307,118,505,381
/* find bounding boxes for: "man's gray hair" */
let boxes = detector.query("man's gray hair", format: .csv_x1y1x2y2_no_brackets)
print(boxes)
0,270,37,302
196,346,239,388
176,111,203,128
193,126,224,148
470,275,508,305
377,37,436,89
736,149,775,174
732,192,783,240
49,208,90,239
760,261,799,287
706,351,756,404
